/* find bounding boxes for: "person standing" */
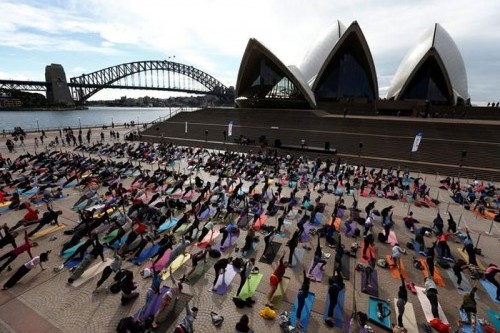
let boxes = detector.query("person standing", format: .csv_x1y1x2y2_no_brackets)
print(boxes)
265,252,289,307
2,251,50,290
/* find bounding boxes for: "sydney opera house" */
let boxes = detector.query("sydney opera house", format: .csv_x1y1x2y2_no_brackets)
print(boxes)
235,21,470,109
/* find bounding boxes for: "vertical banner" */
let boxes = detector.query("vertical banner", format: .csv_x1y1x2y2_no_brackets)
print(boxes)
411,131,423,152
185,121,188,133
228,121,233,137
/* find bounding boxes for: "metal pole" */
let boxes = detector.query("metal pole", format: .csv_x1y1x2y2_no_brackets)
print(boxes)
36,119,39,132
486,220,495,235
457,214,463,229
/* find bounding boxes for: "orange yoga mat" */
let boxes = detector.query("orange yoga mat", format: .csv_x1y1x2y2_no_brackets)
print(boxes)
419,258,445,287
360,242,376,264
386,255,409,280
253,215,268,231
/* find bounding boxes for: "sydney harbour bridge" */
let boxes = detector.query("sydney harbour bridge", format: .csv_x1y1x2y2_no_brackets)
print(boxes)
0,60,233,104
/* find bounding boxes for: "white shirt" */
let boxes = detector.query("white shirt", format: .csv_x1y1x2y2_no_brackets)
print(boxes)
24,256,41,269
391,245,405,259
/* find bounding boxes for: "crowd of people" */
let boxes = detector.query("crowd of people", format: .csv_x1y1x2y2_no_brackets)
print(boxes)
0,130,499,333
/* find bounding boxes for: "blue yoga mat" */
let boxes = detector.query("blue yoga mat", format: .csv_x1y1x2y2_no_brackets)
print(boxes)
65,258,82,268
158,218,179,233
323,288,345,328
61,241,86,259
459,309,484,333
486,310,500,332
480,279,500,303
130,244,161,265
290,292,315,332
368,297,391,330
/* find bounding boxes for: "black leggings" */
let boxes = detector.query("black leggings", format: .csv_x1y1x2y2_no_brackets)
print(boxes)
96,266,114,288
0,251,17,273
426,289,439,319
327,289,339,318
3,264,30,289
296,291,307,320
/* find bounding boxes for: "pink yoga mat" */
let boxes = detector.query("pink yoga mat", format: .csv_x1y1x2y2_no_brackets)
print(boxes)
388,230,398,246
197,229,220,248
146,249,172,271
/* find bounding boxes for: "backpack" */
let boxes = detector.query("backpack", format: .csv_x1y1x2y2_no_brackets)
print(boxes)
209,249,221,258
210,311,224,327
430,318,450,333
377,259,388,268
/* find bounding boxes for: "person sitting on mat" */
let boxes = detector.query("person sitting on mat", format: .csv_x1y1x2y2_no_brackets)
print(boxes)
459,287,477,326
295,268,311,330
266,251,289,308
324,274,345,327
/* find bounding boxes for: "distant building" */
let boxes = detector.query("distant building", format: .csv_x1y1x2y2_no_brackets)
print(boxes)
0,92,22,108
235,21,468,108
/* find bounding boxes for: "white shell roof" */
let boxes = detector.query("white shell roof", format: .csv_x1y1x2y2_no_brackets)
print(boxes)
387,23,469,102
299,20,347,86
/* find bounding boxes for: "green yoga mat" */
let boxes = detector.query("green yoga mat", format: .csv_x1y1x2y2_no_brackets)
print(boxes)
185,257,217,286
174,222,192,236
271,276,290,309
238,272,263,300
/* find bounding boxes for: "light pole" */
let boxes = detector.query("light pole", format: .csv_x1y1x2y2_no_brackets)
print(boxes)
78,117,81,130
36,119,39,132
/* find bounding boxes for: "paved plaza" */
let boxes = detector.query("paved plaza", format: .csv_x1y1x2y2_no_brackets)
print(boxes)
0,126,499,333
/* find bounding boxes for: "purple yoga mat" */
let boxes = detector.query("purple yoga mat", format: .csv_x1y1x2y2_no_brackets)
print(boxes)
300,223,317,243
214,264,239,295
344,314,367,333
214,233,239,252
361,269,379,297
134,286,169,321
307,261,325,282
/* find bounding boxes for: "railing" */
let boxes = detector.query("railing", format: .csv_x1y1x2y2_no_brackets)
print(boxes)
124,107,200,138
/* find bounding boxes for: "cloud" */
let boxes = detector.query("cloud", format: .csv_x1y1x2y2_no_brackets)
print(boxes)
0,0,499,101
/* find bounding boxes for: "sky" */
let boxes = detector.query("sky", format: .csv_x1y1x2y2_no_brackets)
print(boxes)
0,0,499,104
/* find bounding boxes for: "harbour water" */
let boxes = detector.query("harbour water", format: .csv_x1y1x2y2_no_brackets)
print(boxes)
0,106,186,131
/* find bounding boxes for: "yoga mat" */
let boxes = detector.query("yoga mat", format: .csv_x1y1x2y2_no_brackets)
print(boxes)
173,221,193,236
134,286,169,321
161,253,191,280
457,248,486,270
415,286,449,324
360,243,375,264
130,244,161,265
30,223,66,240
387,230,398,246
243,238,259,258
411,238,425,257
486,310,500,333
185,257,217,286
307,261,325,282
100,229,120,244
214,264,239,295
368,297,391,330
418,258,445,287
158,217,179,233
300,223,315,243
480,279,500,303
146,249,172,272
361,269,379,297
65,258,82,269
196,229,220,248
271,276,290,309
334,217,342,230
343,314,367,333
445,269,477,296
323,288,345,328
61,240,87,259
253,215,268,231
386,255,409,280
290,247,305,269
259,241,281,264
238,272,263,300
214,232,239,252
459,309,484,333
313,212,323,225
72,260,109,287
393,299,418,333
341,253,350,281
289,292,315,332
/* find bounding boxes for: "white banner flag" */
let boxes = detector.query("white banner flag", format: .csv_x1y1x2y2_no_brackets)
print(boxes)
228,121,233,137
185,121,188,133
412,131,423,152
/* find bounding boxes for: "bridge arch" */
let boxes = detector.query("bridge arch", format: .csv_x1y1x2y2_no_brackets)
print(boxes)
69,60,232,103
